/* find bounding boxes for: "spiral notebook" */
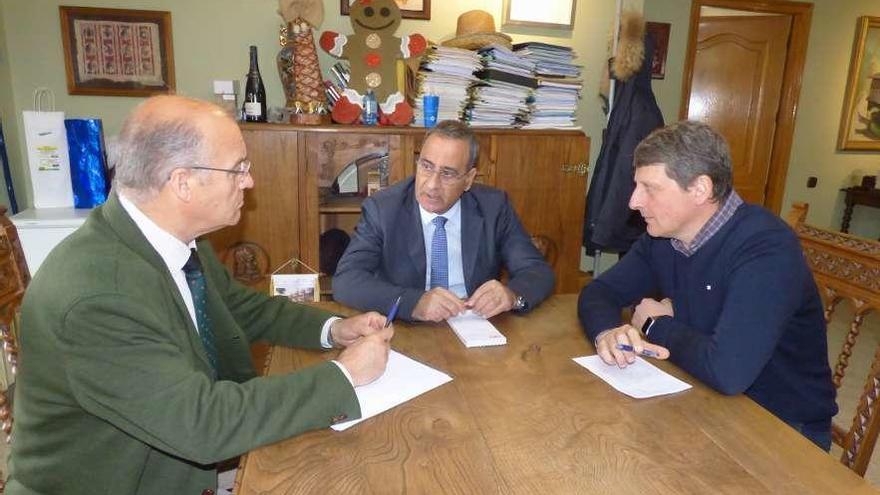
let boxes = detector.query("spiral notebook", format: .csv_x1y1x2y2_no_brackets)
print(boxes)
447,311,507,348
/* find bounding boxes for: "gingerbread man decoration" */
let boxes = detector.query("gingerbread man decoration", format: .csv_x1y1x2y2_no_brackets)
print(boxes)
320,0,426,125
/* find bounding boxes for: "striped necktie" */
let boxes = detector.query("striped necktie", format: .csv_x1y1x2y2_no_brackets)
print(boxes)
430,216,448,289
182,248,219,379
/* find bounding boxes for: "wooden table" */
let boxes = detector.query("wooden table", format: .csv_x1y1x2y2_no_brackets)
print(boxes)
235,295,877,494
840,186,880,239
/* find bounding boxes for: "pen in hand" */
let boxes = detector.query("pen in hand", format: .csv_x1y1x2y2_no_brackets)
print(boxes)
615,343,659,358
385,296,402,328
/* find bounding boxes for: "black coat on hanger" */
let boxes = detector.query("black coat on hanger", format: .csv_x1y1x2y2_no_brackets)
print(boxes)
583,33,664,254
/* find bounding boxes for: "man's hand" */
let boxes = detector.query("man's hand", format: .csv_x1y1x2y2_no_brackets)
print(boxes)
465,280,516,318
330,311,386,347
412,288,466,322
631,297,674,331
594,324,670,368
336,326,394,386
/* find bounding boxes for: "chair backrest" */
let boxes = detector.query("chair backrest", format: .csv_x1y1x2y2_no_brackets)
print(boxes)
0,206,29,492
786,202,880,476
530,234,558,268
0,207,29,438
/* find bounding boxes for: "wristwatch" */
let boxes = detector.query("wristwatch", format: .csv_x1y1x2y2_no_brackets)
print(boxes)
513,295,528,312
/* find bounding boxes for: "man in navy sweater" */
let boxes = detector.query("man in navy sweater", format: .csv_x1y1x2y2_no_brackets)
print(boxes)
579,121,837,450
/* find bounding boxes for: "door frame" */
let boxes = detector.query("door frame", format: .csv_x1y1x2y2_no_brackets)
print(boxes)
679,0,813,214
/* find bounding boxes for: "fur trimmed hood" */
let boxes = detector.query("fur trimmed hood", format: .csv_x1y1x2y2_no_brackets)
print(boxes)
613,10,645,82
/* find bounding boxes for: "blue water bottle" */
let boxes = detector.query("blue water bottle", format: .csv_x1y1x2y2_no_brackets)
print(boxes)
362,89,378,126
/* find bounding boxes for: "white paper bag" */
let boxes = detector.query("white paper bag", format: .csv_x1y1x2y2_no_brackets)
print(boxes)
23,88,74,208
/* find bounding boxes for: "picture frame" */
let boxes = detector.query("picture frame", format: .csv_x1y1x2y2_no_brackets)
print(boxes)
59,6,175,97
646,22,671,80
838,16,880,151
271,274,320,303
269,258,321,303
502,0,577,30
340,0,430,21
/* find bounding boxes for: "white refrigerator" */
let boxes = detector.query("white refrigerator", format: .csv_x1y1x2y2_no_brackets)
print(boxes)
11,207,92,274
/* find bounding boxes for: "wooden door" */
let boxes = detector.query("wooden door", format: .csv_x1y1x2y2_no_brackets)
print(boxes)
685,15,791,206
492,133,589,293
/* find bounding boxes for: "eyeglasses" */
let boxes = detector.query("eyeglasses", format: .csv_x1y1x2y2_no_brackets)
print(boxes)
189,160,252,184
190,160,251,176
416,158,469,183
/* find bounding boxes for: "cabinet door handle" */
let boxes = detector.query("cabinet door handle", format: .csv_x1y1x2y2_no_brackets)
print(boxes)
561,163,588,176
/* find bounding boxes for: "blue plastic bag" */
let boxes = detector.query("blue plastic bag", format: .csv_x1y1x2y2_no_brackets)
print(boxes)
65,118,109,208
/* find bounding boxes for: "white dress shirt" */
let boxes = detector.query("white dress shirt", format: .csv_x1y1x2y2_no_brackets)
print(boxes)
419,199,467,298
119,194,200,328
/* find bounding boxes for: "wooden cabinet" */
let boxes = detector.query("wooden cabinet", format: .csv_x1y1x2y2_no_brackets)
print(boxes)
207,124,589,295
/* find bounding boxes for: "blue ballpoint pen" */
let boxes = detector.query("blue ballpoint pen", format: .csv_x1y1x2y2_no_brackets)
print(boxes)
385,295,402,328
615,343,660,358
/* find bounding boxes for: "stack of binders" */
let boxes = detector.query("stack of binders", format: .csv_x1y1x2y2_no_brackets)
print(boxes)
466,44,537,128
413,46,482,126
514,42,583,129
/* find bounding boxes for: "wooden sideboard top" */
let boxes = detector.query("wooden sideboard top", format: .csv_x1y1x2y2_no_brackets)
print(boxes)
239,122,587,137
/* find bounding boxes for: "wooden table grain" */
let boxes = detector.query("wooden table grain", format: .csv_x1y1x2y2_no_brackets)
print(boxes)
234,295,877,494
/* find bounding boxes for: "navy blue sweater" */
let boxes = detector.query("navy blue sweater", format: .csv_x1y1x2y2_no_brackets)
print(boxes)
579,204,837,426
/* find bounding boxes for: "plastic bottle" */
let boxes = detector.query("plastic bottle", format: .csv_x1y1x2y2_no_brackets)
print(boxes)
362,89,378,126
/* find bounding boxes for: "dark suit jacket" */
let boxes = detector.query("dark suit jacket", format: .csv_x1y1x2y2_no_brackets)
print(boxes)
8,193,360,495
333,178,554,320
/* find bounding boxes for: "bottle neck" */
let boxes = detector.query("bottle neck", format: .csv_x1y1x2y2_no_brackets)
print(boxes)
249,48,260,74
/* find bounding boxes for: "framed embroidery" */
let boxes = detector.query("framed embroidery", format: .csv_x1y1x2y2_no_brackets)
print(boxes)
59,6,175,97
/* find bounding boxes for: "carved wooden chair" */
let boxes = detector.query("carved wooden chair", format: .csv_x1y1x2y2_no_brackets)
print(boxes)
0,207,30,492
786,202,880,476
530,234,559,269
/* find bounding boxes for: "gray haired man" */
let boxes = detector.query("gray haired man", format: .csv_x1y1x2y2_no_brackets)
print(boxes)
9,96,393,494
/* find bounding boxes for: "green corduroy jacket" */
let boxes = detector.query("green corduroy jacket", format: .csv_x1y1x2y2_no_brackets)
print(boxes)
7,193,360,494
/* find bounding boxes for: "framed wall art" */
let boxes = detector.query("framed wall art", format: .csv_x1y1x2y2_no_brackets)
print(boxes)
502,0,577,30
59,6,175,97
340,0,431,21
838,16,880,151
646,22,671,80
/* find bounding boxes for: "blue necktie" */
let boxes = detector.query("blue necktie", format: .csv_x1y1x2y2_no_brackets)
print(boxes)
183,249,219,379
430,216,448,289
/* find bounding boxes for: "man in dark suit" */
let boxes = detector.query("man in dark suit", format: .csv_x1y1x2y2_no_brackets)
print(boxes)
333,120,554,322
8,96,393,494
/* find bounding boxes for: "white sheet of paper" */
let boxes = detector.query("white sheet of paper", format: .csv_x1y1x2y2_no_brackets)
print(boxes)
572,355,692,399
332,350,452,431
447,310,507,348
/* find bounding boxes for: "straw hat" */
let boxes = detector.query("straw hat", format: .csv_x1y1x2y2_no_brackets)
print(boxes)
442,10,512,50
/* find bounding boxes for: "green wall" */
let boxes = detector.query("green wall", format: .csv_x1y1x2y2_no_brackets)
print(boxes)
0,0,618,213
783,0,880,238
645,0,880,238
643,0,689,126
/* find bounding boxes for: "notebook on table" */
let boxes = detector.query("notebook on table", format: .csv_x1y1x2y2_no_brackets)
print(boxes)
447,311,507,348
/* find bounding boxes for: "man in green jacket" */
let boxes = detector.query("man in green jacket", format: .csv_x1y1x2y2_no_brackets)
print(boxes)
7,96,393,494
